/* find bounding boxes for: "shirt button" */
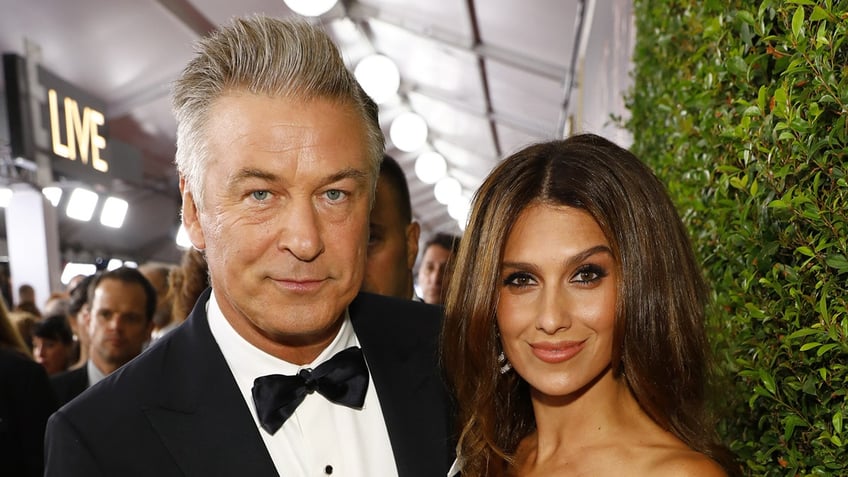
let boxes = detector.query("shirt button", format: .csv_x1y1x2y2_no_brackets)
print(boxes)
324,464,333,475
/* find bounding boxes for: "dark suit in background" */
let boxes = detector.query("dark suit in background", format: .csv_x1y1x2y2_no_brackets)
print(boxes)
0,348,59,477
45,290,452,476
50,365,88,406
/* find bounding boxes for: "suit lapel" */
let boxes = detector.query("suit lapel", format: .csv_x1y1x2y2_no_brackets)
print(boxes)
350,293,452,477
142,288,278,476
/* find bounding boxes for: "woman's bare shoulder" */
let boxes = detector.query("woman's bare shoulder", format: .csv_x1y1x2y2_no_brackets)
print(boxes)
646,448,727,477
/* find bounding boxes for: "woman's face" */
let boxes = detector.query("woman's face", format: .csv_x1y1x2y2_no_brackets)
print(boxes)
33,336,72,375
496,203,617,399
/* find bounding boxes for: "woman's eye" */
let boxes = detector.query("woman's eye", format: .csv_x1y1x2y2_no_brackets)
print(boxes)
251,190,270,201
325,189,345,201
503,272,534,288
572,265,607,284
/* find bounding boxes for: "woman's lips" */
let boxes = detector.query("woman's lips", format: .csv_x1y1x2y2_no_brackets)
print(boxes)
530,340,586,364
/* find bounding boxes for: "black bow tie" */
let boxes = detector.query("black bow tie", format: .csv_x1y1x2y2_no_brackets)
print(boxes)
252,346,369,435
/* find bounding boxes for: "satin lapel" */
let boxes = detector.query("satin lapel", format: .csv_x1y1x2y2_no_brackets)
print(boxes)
350,293,452,477
142,288,278,476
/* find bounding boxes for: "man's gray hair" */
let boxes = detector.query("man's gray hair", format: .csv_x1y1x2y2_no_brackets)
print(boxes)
172,16,385,205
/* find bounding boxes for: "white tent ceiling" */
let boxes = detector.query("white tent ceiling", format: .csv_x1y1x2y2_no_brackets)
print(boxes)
0,0,634,265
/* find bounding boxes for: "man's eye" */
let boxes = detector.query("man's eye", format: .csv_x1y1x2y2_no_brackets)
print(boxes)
251,190,270,201
325,189,345,201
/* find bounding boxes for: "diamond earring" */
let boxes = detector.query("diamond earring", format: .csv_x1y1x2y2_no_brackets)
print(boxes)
497,351,512,374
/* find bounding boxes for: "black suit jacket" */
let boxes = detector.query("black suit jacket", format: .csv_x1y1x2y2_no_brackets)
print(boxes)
50,365,89,406
0,348,59,477
45,289,453,476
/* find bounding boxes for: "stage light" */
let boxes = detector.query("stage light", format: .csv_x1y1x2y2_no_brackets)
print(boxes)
66,188,99,221
100,197,128,228
42,186,62,207
390,112,428,152
283,0,338,16
355,54,400,104
434,177,461,205
414,151,447,184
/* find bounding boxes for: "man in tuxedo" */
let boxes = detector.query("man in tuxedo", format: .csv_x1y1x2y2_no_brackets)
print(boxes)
362,155,421,300
50,267,155,405
45,16,452,477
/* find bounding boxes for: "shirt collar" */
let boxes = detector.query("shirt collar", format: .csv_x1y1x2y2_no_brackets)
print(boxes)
87,359,107,387
207,289,359,379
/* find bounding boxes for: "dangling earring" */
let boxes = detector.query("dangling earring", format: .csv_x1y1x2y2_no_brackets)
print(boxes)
498,351,512,374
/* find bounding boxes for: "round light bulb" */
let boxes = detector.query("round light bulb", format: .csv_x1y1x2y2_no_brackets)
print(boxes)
414,151,447,184
447,195,471,222
434,177,461,205
390,112,428,152
355,54,400,104
283,0,338,16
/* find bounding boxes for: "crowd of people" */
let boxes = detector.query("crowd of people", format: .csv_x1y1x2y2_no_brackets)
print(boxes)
0,15,740,477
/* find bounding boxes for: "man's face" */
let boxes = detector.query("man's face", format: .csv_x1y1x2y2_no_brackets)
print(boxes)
88,278,153,374
362,174,420,299
181,93,374,364
417,244,452,304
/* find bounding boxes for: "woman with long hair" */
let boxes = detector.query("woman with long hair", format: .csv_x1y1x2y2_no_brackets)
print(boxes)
442,134,739,476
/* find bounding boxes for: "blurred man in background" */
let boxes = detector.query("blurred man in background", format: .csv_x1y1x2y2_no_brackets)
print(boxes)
362,155,420,300
417,232,460,305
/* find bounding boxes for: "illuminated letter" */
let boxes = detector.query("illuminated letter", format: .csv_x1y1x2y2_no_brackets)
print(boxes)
89,109,108,173
69,104,92,163
63,97,81,160
48,89,70,158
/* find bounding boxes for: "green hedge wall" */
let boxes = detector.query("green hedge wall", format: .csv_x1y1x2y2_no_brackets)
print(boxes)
625,0,847,474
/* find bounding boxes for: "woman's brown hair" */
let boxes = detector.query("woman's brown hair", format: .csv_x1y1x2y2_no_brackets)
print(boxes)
441,133,738,476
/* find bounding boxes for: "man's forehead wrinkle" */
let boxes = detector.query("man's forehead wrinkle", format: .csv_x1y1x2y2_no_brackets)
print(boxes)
228,168,279,185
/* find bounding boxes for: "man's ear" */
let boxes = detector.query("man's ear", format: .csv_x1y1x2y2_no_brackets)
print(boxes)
405,221,421,270
180,176,206,250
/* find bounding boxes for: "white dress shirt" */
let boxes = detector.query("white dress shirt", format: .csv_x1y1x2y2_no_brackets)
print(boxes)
207,291,398,477
86,359,107,388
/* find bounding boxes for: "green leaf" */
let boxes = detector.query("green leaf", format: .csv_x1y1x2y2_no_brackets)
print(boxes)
800,342,821,351
787,328,821,340
834,411,843,434
817,343,839,356
825,254,848,272
802,378,818,395
730,176,748,190
737,10,756,25
815,22,830,49
810,6,830,21
784,414,808,441
797,246,816,257
819,293,829,321
774,87,788,118
792,6,806,38
760,369,777,394
728,56,748,77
